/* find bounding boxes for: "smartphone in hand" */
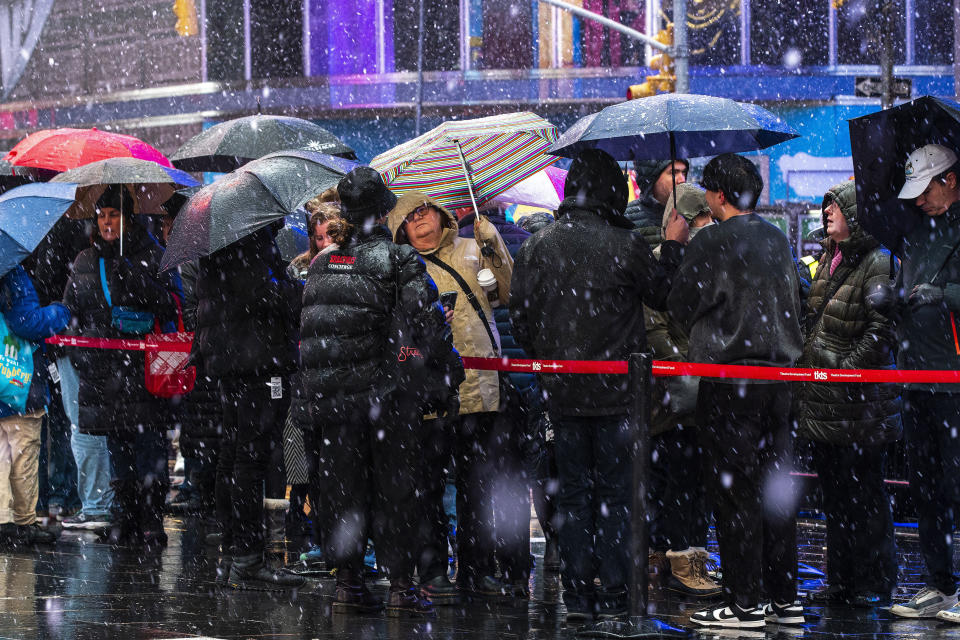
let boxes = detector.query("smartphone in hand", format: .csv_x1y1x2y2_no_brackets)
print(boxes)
439,291,458,310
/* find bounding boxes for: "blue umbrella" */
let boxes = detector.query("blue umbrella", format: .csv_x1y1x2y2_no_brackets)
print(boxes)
0,182,78,277
547,93,800,161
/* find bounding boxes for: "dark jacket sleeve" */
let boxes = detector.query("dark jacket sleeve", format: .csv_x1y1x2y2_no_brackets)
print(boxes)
2,266,70,341
627,235,683,312
840,250,897,370
178,262,199,332
112,251,179,321
396,245,465,389
508,241,535,358
668,235,719,334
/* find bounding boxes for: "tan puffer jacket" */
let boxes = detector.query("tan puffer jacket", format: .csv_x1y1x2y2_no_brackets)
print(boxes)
387,192,513,414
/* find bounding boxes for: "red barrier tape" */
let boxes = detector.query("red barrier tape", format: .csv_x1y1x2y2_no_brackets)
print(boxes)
45,336,960,383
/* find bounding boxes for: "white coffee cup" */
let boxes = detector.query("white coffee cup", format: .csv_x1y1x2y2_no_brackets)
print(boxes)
477,268,499,307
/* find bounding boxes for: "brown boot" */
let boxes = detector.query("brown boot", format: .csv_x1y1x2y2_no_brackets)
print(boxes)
666,549,722,598
648,551,670,588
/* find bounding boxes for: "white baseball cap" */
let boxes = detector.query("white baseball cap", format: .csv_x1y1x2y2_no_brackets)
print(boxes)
898,144,959,199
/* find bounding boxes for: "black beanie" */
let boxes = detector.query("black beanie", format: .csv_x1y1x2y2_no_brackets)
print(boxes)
564,149,628,217
96,185,135,214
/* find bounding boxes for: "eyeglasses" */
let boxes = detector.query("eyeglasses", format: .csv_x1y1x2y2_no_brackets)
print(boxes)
404,206,433,224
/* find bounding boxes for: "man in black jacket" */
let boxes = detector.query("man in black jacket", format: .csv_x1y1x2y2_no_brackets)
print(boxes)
300,167,463,616
510,149,688,620
668,154,803,630
191,223,304,591
882,144,960,620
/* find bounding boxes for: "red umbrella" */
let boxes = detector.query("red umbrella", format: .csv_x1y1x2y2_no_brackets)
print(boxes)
5,128,172,172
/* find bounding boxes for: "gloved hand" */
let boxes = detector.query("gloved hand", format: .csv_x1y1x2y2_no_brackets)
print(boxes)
864,282,900,314
436,394,460,419
909,283,944,308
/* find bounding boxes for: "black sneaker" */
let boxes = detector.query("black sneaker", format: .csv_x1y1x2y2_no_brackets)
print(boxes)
763,601,805,625
563,593,595,622
386,585,436,617
333,581,383,613
419,575,460,605
807,584,850,605
851,591,892,608
227,558,305,591
690,604,765,628
597,589,628,620
16,523,58,545
458,575,507,598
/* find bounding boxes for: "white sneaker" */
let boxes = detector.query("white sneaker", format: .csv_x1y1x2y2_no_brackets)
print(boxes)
890,587,958,618
690,603,765,628
936,601,960,623
764,601,805,625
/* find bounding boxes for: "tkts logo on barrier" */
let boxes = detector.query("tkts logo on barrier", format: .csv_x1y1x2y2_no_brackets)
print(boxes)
328,255,356,271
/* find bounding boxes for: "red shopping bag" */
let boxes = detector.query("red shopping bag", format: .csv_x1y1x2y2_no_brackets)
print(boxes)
145,296,196,398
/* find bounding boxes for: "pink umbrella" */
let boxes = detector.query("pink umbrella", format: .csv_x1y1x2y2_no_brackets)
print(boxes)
491,165,567,209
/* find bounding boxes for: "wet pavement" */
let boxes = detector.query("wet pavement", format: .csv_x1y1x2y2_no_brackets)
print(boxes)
0,518,958,639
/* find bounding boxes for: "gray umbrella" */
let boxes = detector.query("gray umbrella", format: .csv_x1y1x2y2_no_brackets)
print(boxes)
170,115,357,172
160,150,353,271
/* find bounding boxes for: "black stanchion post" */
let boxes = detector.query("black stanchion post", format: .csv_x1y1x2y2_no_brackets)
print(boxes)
629,351,651,617
577,353,694,639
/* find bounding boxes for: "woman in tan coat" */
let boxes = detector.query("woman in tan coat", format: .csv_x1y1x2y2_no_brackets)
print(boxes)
388,192,530,600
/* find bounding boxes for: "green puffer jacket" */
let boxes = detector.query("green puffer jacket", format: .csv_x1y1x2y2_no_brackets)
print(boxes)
797,181,902,446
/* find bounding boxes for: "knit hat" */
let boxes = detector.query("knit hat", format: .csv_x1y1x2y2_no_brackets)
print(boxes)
633,158,689,198
95,185,134,214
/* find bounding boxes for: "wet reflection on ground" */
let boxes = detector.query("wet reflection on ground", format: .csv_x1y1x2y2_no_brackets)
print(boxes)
0,519,955,639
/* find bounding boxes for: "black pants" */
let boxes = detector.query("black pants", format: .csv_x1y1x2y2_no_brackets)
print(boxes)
417,415,455,581
697,381,797,607
317,398,422,581
554,414,631,597
532,440,559,543
811,440,897,595
904,390,960,594
455,411,530,584
106,429,169,533
649,423,708,552
216,375,289,558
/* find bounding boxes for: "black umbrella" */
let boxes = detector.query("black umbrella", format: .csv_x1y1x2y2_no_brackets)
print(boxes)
160,150,353,271
170,115,357,172
849,96,960,255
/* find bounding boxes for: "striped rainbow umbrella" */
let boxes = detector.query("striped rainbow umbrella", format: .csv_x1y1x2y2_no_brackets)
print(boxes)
370,112,559,212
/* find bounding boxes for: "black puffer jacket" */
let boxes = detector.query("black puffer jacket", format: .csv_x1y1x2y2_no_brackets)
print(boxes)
300,226,464,418
190,226,300,379
63,223,178,434
511,202,683,417
798,181,901,446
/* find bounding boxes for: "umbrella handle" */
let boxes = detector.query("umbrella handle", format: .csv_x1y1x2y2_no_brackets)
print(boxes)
455,140,482,217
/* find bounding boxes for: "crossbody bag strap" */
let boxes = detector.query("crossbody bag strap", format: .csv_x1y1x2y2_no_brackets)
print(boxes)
423,253,499,355
98,258,112,308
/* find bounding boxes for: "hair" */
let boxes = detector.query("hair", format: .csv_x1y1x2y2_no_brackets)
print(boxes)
934,161,960,189
700,153,764,212
296,202,352,263
306,187,340,210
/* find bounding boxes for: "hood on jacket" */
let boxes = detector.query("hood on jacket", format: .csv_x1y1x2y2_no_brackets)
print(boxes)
560,149,630,223
633,158,689,198
661,182,713,242
387,192,459,251
821,180,858,233
337,167,398,229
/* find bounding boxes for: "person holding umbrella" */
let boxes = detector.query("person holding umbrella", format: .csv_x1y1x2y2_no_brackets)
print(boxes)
625,158,689,239
63,186,181,548
867,143,960,620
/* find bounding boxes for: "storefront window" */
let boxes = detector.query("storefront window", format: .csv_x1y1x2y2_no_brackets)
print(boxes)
751,0,828,67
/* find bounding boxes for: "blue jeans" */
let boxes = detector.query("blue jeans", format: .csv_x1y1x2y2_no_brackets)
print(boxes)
60,357,113,516
554,414,631,600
